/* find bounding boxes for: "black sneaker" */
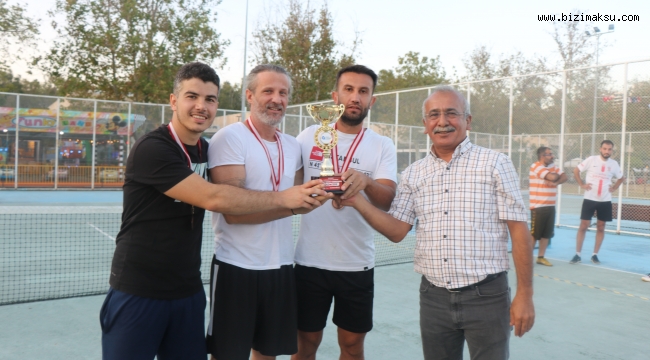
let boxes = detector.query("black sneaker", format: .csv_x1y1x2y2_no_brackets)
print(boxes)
570,254,581,264
591,255,601,264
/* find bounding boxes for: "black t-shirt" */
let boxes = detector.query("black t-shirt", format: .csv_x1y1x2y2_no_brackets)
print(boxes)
109,124,209,299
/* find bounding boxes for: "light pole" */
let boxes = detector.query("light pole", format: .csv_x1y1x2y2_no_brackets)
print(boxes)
586,24,614,155
240,0,250,121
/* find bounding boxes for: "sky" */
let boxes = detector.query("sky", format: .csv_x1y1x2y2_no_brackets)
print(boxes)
9,0,650,85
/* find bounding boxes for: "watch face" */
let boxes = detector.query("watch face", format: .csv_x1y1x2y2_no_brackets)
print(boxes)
319,131,333,145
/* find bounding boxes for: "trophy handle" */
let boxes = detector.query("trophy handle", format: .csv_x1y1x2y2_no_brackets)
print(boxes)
306,105,319,123
335,104,345,120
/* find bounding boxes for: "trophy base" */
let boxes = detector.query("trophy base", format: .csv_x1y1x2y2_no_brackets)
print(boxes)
312,175,344,194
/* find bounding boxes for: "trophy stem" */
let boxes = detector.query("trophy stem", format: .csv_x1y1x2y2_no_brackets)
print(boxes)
320,148,335,176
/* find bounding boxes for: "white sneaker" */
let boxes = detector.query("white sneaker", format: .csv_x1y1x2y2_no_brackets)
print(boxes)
642,274,650,282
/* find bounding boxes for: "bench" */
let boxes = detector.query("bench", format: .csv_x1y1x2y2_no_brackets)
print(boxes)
611,203,650,222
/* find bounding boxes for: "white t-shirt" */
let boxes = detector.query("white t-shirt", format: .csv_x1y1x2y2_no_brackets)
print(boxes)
577,155,623,202
294,124,397,271
207,122,302,270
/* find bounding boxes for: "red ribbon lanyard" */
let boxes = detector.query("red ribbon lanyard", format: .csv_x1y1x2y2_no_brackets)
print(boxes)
331,123,365,174
246,118,284,191
168,123,201,168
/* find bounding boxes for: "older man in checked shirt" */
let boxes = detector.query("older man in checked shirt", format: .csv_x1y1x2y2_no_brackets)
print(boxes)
340,85,534,360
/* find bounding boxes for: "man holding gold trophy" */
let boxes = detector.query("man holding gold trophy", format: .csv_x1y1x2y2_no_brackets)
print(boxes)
292,65,398,360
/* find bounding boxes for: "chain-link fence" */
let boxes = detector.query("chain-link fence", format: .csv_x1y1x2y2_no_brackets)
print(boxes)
0,94,241,189
282,58,650,237
1,58,649,236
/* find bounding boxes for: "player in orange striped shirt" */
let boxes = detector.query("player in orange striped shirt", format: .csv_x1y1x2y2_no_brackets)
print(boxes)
529,147,567,266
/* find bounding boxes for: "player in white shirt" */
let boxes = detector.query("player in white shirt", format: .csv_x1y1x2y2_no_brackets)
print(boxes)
205,65,332,360
292,65,397,360
570,140,625,265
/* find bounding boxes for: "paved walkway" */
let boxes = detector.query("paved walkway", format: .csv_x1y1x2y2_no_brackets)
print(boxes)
1,190,649,359
1,258,649,359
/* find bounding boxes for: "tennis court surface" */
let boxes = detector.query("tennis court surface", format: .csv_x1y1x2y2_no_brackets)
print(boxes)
1,190,649,359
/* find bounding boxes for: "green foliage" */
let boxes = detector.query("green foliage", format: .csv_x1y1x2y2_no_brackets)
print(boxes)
34,0,229,103
218,81,242,111
376,52,447,92
252,0,358,104
0,67,57,95
0,0,39,64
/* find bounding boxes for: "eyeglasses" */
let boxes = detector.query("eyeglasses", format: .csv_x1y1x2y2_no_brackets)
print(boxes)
425,111,465,121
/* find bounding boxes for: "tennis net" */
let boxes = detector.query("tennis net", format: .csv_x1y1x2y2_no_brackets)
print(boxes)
0,206,415,305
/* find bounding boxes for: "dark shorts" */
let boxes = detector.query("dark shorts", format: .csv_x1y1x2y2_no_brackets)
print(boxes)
206,257,297,360
295,264,374,334
100,287,206,360
580,199,613,222
530,206,555,241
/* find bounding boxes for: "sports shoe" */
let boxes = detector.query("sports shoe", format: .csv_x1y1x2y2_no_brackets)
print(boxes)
569,254,581,264
536,257,553,266
591,255,601,264
642,274,650,282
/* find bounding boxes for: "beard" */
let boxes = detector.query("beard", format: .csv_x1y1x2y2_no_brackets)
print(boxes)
252,101,285,127
601,152,611,159
339,106,370,126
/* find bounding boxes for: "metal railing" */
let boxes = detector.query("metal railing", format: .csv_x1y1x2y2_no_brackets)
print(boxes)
2,58,649,236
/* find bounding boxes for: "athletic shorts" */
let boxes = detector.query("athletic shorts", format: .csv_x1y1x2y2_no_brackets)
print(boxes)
530,206,555,241
295,264,374,334
100,287,206,360
206,257,297,360
580,199,613,222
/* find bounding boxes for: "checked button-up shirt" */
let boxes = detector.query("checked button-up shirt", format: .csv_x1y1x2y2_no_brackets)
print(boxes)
389,137,528,289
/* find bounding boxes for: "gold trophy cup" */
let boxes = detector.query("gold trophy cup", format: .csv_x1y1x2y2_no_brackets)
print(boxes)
306,104,346,193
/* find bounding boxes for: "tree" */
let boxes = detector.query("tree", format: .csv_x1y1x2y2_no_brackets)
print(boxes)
376,51,447,92
252,0,358,103
35,0,229,103
218,82,242,111
461,46,558,138
547,10,614,135
0,0,39,66
0,67,57,95
549,12,595,70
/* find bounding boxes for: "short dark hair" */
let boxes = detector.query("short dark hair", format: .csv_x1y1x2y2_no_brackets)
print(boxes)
245,64,292,94
173,62,221,95
537,146,551,160
335,65,378,92
601,139,614,147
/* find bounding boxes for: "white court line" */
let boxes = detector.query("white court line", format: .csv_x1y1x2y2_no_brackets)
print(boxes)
544,256,646,276
87,223,116,241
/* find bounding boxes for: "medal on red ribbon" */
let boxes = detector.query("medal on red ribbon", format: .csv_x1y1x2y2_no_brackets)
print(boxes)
331,123,365,175
246,118,284,191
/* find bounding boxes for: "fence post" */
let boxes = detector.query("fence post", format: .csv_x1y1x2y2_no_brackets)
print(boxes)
13,94,20,189
299,106,303,133
408,127,412,164
222,109,226,129
626,132,632,197
366,108,371,129
394,93,399,148
556,70,568,227
54,98,61,189
426,88,431,153
616,63,629,234
91,100,97,189
126,102,132,158
508,77,514,159
161,105,165,124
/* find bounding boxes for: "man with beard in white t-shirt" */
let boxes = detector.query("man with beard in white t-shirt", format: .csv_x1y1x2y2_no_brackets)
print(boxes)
292,65,397,360
205,64,332,360
570,140,625,265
